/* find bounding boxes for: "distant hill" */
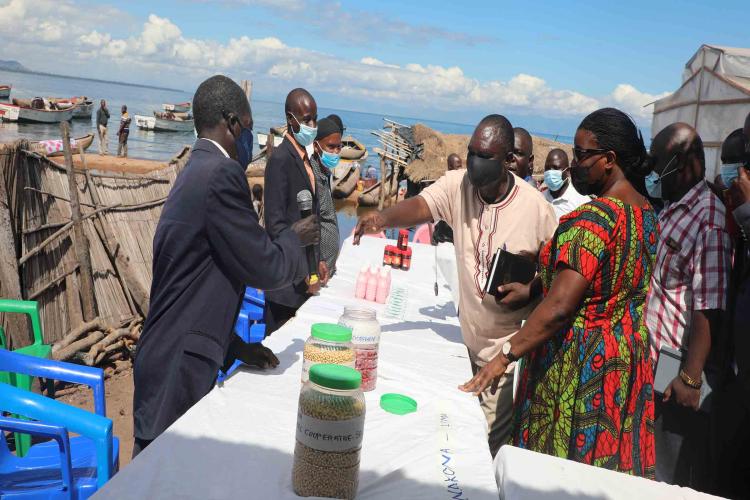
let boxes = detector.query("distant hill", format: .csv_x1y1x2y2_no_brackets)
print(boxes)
0,60,29,72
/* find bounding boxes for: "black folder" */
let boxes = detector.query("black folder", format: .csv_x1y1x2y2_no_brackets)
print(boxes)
483,248,537,297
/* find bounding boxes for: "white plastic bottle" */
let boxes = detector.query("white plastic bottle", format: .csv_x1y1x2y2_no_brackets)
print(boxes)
375,267,391,303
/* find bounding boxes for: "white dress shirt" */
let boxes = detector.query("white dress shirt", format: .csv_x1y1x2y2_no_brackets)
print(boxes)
543,180,591,220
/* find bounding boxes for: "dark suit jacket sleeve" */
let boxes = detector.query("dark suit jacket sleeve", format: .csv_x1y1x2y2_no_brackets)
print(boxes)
264,150,292,239
206,158,305,290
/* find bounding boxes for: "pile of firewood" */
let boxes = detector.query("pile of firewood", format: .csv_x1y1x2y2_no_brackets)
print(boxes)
51,316,142,377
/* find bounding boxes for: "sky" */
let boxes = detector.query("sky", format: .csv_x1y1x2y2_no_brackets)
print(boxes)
1,0,748,134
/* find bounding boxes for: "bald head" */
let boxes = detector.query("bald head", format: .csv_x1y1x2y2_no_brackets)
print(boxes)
285,88,317,135
466,114,514,197
511,127,534,178
544,148,569,171
652,122,705,202
447,153,462,171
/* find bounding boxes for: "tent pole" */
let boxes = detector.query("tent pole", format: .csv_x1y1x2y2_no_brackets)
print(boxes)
694,49,706,128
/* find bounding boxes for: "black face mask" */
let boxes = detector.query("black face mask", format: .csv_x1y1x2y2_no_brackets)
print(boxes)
571,163,605,196
466,154,503,188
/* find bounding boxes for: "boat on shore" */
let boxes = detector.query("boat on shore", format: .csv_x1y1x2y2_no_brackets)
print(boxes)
163,102,191,113
32,133,95,157
0,103,19,121
357,172,398,206
332,164,360,199
257,132,284,148
0,85,10,99
341,136,368,161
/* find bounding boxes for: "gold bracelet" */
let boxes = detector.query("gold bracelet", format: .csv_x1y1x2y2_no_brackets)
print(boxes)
679,369,702,389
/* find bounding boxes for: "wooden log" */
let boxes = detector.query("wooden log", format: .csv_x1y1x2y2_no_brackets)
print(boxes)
84,326,130,366
22,221,68,235
0,148,26,349
53,330,104,361
61,121,97,321
18,203,121,265
52,318,104,352
81,147,150,316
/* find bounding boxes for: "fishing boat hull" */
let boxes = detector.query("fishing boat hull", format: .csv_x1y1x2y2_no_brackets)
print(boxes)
0,86,10,99
163,103,191,113
0,103,19,121
153,116,194,132
72,101,94,119
257,132,284,148
17,106,75,123
357,173,397,206
341,136,368,161
332,165,360,199
33,133,95,157
48,97,93,118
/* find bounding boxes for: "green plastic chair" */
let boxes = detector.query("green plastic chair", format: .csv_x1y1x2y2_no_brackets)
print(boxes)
0,299,52,457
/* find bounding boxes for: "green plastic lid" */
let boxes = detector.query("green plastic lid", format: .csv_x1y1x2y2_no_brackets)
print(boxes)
311,323,352,343
309,364,362,390
380,393,418,415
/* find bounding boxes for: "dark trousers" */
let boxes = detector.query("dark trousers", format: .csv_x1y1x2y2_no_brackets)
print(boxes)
263,301,298,336
710,375,750,498
654,397,710,490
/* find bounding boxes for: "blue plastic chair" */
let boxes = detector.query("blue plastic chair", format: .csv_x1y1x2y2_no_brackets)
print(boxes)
0,349,119,498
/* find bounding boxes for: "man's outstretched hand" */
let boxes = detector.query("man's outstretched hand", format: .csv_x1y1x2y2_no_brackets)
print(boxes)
235,342,280,369
353,211,386,245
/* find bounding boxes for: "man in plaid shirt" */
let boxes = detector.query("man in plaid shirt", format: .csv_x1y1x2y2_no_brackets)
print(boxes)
644,123,732,490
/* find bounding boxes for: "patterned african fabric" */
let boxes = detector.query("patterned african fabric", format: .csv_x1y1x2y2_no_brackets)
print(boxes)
512,197,658,478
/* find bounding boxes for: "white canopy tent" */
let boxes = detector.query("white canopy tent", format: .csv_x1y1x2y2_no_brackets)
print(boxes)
651,44,750,179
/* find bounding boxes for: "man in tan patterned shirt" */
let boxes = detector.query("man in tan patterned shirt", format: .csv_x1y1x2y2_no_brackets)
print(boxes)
354,114,557,455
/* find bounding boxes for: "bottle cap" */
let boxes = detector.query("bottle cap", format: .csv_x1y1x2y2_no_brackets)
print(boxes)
311,323,353,343
380,393,417,415
310,364,361,390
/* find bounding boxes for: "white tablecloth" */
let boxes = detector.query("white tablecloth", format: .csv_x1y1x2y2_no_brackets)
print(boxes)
95,236,498,499
495,446,722,500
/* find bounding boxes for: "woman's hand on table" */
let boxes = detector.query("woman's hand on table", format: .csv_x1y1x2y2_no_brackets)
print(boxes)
459,354,509,396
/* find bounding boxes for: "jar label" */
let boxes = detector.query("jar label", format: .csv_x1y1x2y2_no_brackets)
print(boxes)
296,411,365,452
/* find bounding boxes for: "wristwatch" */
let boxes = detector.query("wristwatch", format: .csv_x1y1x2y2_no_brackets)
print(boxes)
502,342,518,363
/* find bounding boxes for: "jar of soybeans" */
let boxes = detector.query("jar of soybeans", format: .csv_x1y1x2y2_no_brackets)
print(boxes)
338,307,381,391
293,364,365,499
302,323,355,383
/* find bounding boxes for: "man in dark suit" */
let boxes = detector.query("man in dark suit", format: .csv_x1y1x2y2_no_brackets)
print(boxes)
132,76,319,456
263,88,328,334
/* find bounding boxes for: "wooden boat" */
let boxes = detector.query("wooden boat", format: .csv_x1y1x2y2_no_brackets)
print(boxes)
152,111,194,132
341,136,368,161
134,114,155,130
9,98,75,123
163,102,191,113
331,164,360,199
357,173,398,206
32,133,95,157
50,97,95,119
257,132,284,148
0,103,20,121
0,85,10,99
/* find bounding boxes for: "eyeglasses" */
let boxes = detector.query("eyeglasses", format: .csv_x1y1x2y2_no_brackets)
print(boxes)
572,147,609,163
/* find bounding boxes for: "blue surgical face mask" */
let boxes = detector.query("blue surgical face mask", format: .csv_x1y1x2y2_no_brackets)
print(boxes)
645,154,679,200
543,169,567,192
290,113,317,147
235,127,253,167
320,150,340,169
720,163,742,187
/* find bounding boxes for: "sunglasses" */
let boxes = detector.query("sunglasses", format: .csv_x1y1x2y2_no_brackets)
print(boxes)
572,147,609,163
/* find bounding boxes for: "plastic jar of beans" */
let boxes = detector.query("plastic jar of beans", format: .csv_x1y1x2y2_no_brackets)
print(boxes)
302,323,355,383
338,307,381,392
292,364,365,499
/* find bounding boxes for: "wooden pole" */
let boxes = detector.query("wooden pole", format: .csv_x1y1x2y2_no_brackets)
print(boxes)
266,127,275,159
0,148,27,349
61,121,97,321
378,155,387,210
241,80,253,104
79,146,149,316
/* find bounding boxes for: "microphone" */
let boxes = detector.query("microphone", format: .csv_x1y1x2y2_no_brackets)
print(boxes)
296,190,319,286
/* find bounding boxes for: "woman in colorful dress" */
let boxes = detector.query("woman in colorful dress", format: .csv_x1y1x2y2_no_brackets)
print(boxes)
461,107,658,477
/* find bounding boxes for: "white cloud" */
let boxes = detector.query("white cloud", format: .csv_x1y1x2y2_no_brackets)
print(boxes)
2,1,670,125
608,84,671,119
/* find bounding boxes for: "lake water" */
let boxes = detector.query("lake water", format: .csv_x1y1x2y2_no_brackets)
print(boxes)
0,68,573,243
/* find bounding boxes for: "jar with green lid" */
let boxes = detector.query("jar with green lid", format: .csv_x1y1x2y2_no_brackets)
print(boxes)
293,364,365,499
302,323,355,383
